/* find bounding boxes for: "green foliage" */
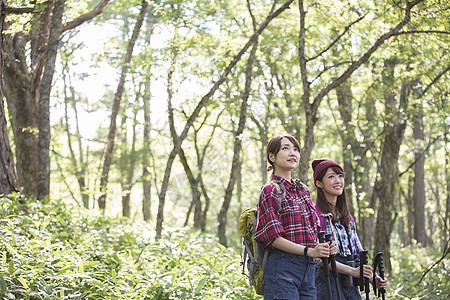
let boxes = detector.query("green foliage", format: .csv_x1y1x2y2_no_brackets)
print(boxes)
0,195,260,299
1,195,448,299
390,245,449,299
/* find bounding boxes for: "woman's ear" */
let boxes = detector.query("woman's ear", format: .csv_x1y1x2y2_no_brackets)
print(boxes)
268,153,275,162
315,180,323,188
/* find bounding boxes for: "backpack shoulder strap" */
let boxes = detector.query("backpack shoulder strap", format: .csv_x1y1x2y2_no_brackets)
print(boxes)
268,180,285,211
349,214,355,225
315,206,326,231
294,179,310,193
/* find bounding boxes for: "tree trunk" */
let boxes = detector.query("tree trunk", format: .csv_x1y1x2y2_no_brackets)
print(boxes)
446,130,450,251
97,0,148,211
374,57,410,271
3,1,53,196
62,67,89,208
407,176,415,244
335,82,354,213
218,37,257,247
200,175,210,232
37,0,65,200
121,111,137,218
335,80,376,249
3,0,109,197
413,101,427,245
179,147,202,229
142,14,156,222
0,0,18,195
250,105,269,187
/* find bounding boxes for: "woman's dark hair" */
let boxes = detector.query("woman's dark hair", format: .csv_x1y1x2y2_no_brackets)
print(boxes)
315,166,350,231
266,134,301,172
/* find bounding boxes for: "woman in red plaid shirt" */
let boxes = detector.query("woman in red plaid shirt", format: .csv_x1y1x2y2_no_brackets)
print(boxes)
255,134,335,300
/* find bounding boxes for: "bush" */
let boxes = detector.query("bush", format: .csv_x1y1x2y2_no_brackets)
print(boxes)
1,194,448,299
0,195,259,299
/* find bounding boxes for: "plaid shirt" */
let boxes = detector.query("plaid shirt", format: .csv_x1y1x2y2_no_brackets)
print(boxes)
255,175,319,248
316,207,363,257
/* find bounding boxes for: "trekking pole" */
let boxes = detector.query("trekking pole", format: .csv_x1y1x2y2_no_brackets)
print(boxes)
318,232,332,300
325,233,341,300
373,252,386,300
359,250,370,300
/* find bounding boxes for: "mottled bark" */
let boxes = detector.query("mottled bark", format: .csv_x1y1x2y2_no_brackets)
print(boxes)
37,0,65,200
0,0,18,195
3,0,110,197
142,15,156,222
3,1,53,196
373,58,410,271
413,101,427,245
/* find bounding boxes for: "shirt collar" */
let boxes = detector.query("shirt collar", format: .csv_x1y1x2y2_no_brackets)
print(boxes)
271,174,296,189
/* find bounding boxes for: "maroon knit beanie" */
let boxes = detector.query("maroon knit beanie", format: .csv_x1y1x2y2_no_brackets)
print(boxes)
311,159,343,184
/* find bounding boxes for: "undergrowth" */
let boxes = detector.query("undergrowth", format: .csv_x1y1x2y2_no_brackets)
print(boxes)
0,194,448,299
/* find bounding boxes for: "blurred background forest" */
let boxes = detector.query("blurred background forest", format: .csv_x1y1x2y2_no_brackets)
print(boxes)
0,0,449,299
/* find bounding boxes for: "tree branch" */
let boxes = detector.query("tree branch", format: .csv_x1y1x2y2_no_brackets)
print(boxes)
398,134,442,177
307,14,366,62
1,7,37,15
421,64,450,96
418,240,450,284
61,0,110,33
393,30,450,36
312,0,425,110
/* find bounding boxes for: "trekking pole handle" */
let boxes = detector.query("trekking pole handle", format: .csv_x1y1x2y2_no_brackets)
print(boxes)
359,250,369,292
374,252,386,299
318,232,330,276
325,233,338,278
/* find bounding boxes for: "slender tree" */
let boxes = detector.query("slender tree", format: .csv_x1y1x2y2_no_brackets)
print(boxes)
413,98,427,245
0,0,18,195
373,57,411,271
37,0,66,200
142,12,156,222
97,0,148,211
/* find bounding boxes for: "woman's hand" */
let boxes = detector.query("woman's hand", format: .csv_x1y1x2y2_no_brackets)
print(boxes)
329,241,337,256
309,242,331,258
350,264,373,278
375,276,388,290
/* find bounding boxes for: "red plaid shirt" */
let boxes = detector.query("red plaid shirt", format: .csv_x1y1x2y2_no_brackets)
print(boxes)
255,175,319,248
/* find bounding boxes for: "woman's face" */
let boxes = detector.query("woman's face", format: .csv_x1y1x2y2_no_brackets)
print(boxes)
269,137,300,171
317,167,345,200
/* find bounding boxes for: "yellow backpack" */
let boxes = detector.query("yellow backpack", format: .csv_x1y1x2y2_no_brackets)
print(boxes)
238,180,285,295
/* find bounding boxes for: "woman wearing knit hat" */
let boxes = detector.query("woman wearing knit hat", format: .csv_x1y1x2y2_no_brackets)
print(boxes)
254,135,336,300
311,158,388,300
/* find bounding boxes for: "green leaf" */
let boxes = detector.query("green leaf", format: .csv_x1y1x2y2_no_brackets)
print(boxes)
194,278,206,295
111,269,117,284
17,277,28,289
0,276,7,293
8,261,14,276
